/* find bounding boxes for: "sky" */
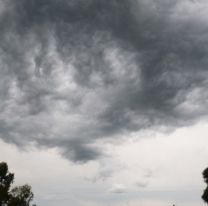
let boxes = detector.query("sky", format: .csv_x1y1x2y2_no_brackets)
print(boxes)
0,0,208,205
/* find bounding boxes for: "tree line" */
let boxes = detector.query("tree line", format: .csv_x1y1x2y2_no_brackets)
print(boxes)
1,162,208,205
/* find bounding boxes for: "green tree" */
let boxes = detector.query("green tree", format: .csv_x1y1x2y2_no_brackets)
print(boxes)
202,167,208,204
0,162,35,206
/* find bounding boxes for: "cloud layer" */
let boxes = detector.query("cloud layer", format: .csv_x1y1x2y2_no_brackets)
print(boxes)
0,0,208,162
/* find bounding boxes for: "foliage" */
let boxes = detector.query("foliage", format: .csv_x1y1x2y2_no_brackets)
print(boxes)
8,185,34,206
0,162,35,206
0,162,14,206
202,167,208,204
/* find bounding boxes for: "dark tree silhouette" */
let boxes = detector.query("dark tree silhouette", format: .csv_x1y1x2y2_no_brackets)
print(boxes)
8,185,34,206
202,167,208,204
0,162,14,206
0,162,35,206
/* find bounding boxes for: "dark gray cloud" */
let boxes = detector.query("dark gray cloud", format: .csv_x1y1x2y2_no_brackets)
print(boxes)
0,0,208,162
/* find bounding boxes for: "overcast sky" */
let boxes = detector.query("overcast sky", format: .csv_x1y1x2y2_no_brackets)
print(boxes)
1,0,208,205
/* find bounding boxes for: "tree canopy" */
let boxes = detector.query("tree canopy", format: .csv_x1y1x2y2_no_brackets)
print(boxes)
0,162,35,206
202,167,208,204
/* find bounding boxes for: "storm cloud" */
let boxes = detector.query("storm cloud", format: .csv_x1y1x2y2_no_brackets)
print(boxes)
0,0,208,162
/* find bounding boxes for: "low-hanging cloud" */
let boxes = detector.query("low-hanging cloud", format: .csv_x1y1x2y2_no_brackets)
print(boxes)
0,0,208,162
109,184,127,194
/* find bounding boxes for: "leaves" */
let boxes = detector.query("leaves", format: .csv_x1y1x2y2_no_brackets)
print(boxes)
0,162,35,206
202,168,208,204
202,187,208,204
